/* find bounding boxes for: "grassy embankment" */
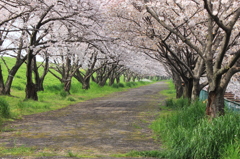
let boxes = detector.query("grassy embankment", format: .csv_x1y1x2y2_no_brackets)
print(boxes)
0,57,152,126
126,80,240,159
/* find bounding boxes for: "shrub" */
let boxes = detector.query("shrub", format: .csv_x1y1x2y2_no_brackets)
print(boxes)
0,98,11,118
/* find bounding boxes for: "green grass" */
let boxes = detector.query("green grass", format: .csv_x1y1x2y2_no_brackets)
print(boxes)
160,80,176,98
150,98,240,159
0,146,36,156
0,97,11,118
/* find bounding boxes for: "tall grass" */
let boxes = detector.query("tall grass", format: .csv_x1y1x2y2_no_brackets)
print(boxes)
151,99,240,159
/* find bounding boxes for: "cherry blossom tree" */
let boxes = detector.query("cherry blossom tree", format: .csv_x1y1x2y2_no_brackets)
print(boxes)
108,0,203,100
0,0,34,95
20,0,105,100
144,0,240,117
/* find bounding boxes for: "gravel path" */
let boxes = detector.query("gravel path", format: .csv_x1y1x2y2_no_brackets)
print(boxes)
0,82,168,159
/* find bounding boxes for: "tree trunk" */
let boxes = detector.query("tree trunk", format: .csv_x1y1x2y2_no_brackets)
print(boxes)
63,79,71,93
116,77,120,83
82,76,90,90
25,82,38,100
3,56,27,95
25,51,38,100
191,78,201,101
182,78,193,100
109,76,115,86
33,56,49,91
126,76,131,82
176,84,183,98
206,89,225,118
172,71,183,98
132,76,136,82
0,65,5,94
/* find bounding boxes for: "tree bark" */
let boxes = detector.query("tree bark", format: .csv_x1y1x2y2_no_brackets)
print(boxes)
191,78,201,101
182,78,193,100
33,56,49,91
82,76,90,90
25,51,38,100
172,71,183,98
0,65,5,94
206,89,225,118
63,79,71,93
108,75,115,86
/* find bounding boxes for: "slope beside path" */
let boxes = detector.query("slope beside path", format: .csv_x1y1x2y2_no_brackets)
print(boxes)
0,82,168,158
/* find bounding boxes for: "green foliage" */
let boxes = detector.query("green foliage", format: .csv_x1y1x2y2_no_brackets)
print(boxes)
0,98,10,118
151,99,240,159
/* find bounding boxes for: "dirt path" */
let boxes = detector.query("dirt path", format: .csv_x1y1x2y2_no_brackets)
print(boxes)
0,82,168,158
